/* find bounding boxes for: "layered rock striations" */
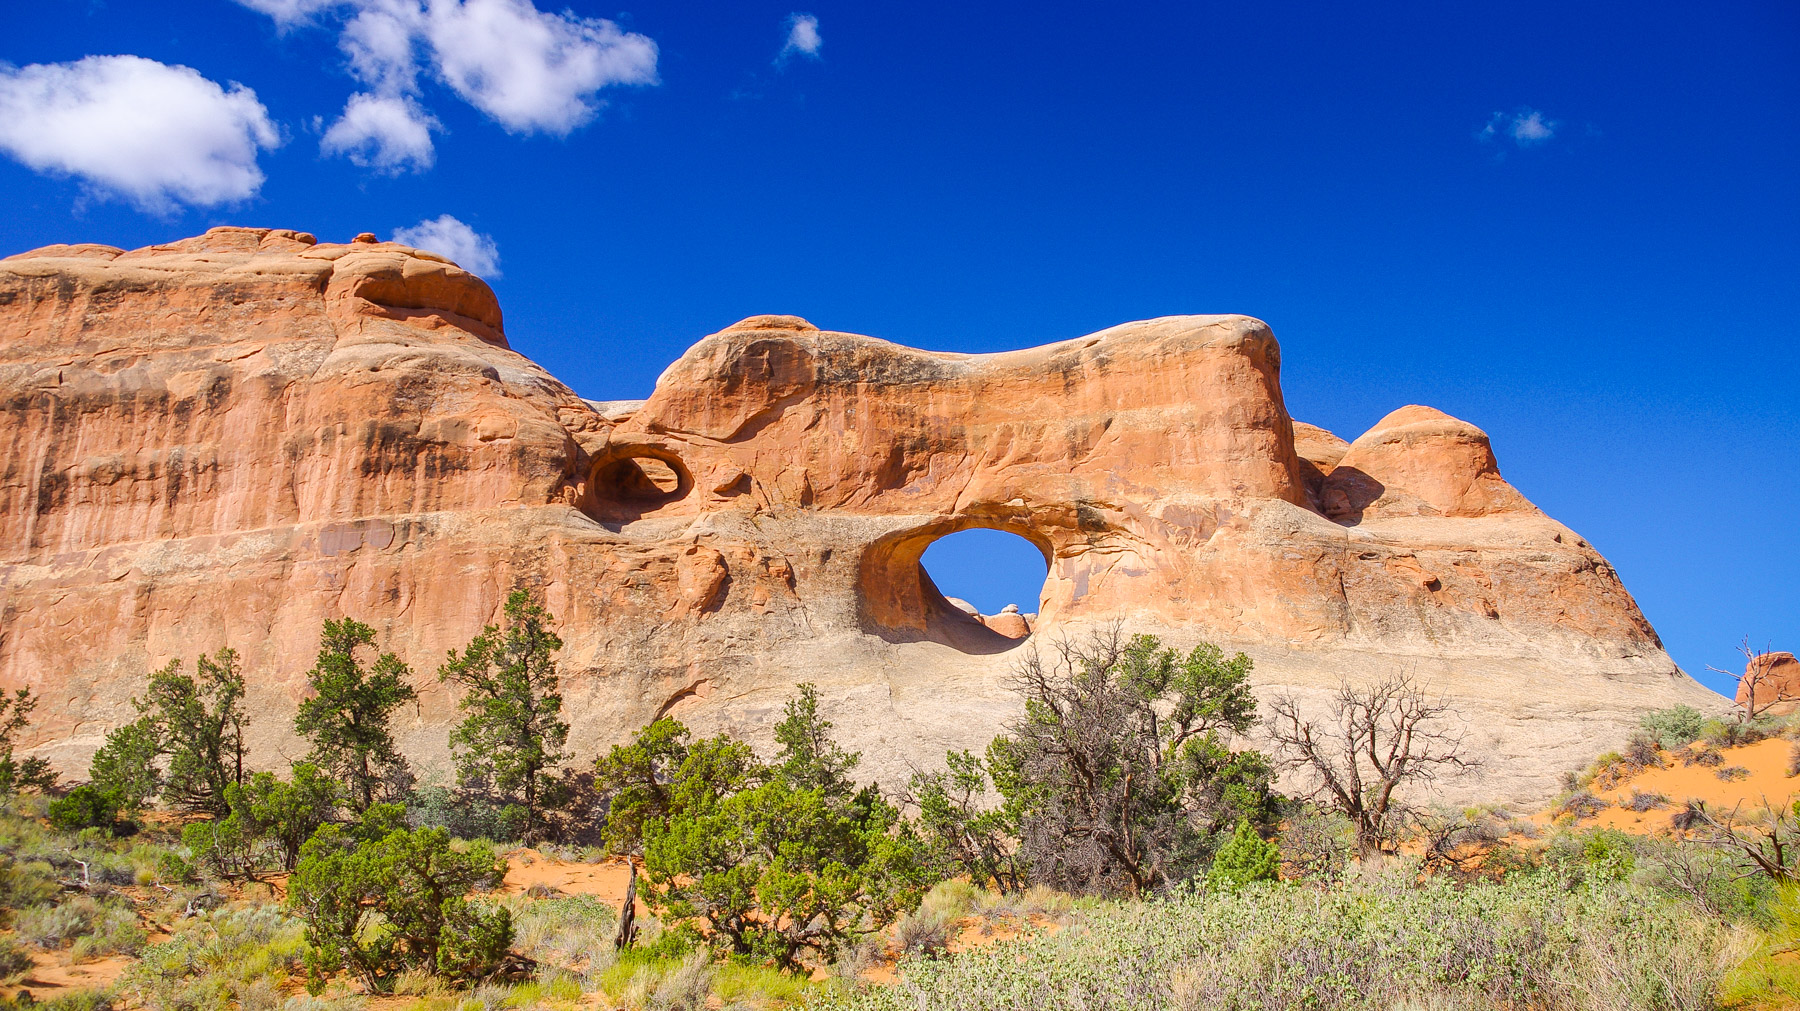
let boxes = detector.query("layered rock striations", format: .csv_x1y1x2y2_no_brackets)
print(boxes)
0,228,1721,805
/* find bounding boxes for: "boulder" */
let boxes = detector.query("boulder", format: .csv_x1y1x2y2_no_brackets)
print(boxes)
1739,652,1800,716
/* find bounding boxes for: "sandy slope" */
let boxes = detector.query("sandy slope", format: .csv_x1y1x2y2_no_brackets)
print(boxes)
1583,737,1800,833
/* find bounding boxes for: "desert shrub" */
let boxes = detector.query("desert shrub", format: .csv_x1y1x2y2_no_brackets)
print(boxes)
1587,751,1632,788
17,896,106,948
0,855,59,914
1207,819,1280,888
1789,744,1800,778
1622,731,1664,769
69,906,149,961
1702,716,1781,749
13,989,117,1011
972,883,1073,921
15,892,145,958
893,905,955,959
0,936,35,981
1553,789,1609,823
1641,705,1707,750
1542,828,1639,883
642,951,711,1011
511,893,616,973
1678,745,1727,768
810,867,1741,1011
1277,803,1354,881
1643,837,1777,925
121,905,307,1011
1417,806,1513,877
47,787,121,832
1719,765,1752,782
1627,789,1669,812
918,878,979,920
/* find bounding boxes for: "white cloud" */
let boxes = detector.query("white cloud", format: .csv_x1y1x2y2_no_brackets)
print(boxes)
426,0,659,134
321,91,437,171
392,214,500,276
779,13,822,62
341,1,423,93
0,55,280,213
1479,107,1559,148
232,0,345,25
235,0,657,163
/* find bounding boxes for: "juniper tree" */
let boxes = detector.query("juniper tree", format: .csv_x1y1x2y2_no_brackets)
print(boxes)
906,746,1027,893
438,589,571,843
295,619,417,813
622,686,934,971
288,807,510,990
147,649,249,815
992,628,1277,896
86,719,161,817
89,648,248,816
593,716,692,855
0,688,55,796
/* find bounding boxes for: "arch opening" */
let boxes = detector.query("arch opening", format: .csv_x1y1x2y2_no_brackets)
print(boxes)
921,528,1049,641
586,448,693,523
856,517,1056,654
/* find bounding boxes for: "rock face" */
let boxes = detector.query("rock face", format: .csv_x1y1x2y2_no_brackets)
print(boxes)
0,227,1723,806
1738,652,1800,716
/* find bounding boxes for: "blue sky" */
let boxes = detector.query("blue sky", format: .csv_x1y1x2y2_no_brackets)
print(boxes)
3,0,1794,696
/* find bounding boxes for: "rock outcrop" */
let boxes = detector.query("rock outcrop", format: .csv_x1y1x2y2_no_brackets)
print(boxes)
0,227,1723,806
1739,652,1800,716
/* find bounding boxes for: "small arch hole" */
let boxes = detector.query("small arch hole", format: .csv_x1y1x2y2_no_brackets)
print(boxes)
596,456,683,502
588,451,691,523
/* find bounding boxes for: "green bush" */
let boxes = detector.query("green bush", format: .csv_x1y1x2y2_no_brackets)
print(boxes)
122,905,306,1011
811,866,1741,1011
1640,705,1706,749
47,787,120,832
0,935,35,981
286,810,509,991
1206,820,1280,889
634,685,934,971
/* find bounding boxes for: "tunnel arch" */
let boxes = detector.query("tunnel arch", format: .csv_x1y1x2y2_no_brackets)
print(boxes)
856,516,1056,654
923,528,1048,638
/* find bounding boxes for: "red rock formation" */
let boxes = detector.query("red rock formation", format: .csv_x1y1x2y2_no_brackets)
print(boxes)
0,228,1723,805
1738,652,1800,715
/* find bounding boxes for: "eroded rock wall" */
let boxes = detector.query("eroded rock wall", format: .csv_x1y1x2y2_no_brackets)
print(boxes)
0,228,1720,806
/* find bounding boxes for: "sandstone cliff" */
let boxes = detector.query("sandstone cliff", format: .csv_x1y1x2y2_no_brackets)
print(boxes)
0,227,1722,806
